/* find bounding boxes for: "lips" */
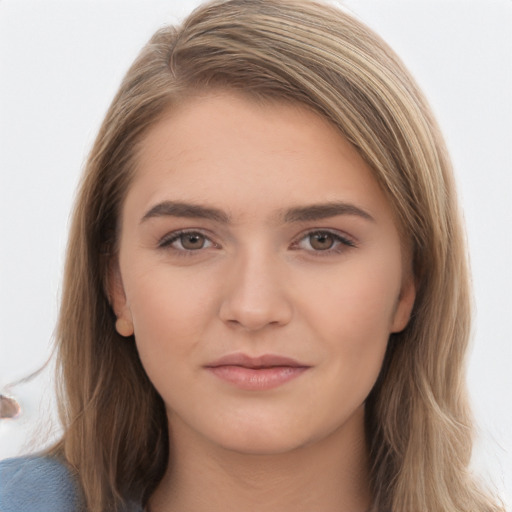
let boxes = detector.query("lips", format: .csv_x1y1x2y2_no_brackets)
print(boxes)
204,353,310,390
206,353,307,369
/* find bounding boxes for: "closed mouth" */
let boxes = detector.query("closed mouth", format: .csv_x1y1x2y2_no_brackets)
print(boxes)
204,353,310,390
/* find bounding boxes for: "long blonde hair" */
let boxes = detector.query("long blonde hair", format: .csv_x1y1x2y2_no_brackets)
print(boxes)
50,1,504,511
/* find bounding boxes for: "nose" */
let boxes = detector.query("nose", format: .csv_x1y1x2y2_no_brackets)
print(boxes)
218,249,293,331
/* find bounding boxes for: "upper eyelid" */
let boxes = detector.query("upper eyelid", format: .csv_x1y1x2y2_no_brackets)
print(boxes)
159,228,215,242
293,228,356,245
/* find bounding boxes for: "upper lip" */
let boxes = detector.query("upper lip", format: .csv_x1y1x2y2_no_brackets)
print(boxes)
205,353,309,369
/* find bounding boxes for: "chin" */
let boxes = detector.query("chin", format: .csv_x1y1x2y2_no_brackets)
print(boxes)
203,413,349,457
215,431,311,456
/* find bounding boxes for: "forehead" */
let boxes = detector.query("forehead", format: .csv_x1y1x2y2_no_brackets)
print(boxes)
125,91,393,225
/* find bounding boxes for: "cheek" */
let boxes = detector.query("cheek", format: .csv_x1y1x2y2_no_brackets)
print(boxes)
122,264,219,368
295,251,402,391
288,264,396,440
301,254,402,341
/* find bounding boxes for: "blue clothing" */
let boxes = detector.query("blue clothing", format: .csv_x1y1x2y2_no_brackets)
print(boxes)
0,455,83,511
0,455,144,512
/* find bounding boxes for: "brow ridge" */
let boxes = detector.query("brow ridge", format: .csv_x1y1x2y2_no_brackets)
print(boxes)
141,201,230,224
282,202,374,223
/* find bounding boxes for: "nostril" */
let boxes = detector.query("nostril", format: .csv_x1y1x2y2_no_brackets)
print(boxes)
221,308,291,332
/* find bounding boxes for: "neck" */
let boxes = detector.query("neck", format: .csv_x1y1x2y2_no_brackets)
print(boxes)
148,405,372,512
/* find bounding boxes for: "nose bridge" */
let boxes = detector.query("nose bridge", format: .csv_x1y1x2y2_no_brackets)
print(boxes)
219,242,293,330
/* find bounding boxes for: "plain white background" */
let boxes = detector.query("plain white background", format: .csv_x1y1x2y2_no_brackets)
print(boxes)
1,0,511,506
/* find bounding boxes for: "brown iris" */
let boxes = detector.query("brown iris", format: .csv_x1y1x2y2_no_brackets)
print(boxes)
309,232,335,250
180,233,206,250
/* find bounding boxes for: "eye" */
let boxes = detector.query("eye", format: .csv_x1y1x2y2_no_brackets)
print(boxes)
159,230,216,252
308,232,336,250
293,230,356,253
179,232,208,250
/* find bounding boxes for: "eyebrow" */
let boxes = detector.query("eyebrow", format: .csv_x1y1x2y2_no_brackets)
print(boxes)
141,201,230,224
140,200,374,224
282,202,375,223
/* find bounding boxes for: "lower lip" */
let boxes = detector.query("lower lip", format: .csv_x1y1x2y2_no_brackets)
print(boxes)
206,365,309,390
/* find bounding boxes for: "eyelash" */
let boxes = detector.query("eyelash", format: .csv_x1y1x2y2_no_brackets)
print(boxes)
290,230,356,255
157,229,356,256
158,229,217,254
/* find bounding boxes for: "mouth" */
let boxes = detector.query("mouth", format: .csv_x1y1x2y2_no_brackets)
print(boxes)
204,353,311,391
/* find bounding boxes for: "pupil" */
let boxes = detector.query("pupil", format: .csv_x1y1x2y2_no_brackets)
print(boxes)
311,233,333,250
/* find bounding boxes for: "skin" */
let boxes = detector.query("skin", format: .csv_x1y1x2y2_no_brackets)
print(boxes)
110,91,416,512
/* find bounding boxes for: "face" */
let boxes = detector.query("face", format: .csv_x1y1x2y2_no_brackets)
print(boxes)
111,91,415,455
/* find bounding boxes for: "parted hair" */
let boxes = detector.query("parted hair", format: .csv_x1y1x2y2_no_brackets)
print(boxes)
49,1,504,511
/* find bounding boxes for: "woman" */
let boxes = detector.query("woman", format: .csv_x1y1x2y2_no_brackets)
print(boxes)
0,0,506,511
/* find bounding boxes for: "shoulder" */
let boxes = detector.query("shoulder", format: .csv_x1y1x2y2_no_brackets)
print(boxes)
0,455,83,512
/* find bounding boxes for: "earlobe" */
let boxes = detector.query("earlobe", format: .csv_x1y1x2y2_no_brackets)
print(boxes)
107,257,134,337
391,274,416,333
115,316,134,337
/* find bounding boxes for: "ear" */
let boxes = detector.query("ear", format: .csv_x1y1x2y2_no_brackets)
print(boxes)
390,272,416,333
107,257,134,338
